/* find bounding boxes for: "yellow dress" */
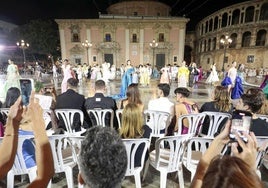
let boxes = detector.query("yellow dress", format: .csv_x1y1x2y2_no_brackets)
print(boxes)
177,66,189,87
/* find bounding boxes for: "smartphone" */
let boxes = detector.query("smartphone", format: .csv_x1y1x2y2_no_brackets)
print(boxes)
229,110,252,142
20,78,34,106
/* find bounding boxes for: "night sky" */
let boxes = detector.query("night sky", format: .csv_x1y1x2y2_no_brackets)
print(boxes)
0,0,249,30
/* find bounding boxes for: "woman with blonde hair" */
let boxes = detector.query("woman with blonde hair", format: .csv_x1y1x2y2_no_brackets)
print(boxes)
120,103,150,167
120,83,144,112
199,86,233,135
120,103,146,138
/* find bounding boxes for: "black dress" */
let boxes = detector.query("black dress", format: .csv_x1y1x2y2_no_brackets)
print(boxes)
199,101,233,136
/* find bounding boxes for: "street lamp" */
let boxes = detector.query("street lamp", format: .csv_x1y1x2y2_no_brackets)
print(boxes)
220,36,232,72
16,40,29,73
82,40,92,65
149,39,158,69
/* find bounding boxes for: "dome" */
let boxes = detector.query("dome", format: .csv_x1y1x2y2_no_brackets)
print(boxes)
107,0,171,17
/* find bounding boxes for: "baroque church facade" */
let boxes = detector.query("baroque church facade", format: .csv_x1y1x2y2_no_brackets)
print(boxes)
55,0,188,68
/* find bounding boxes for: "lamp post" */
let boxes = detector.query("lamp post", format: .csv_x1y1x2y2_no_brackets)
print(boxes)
16,40,29,73
82,40,92,65
149,39,158,69
220,36,232,72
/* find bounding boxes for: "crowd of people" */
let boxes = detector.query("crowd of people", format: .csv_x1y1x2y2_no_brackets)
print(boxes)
1,57,268,187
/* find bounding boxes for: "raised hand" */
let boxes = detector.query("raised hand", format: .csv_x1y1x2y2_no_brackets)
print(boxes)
8,96,23,124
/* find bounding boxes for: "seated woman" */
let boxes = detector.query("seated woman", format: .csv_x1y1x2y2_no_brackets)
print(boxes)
3,87,35,168
0,93,54,187
174,87,198,134
119,83,144,112
199,86,233,135
120,103,150,167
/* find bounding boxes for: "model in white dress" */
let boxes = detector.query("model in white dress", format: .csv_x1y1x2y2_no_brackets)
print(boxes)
206,63,219,84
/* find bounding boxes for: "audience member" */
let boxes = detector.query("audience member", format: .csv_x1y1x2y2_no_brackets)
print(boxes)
191,120,263,188
0,93,54,187
1,87,21,126
84,79,118,129
78,126,127,188
120,83,144,112
0,97,23,179
235,93,268,136
120,103,150,166
2,87,21,108
199,86,233,135
55,78,90,133
174,87,198,134
246,87,268,115
147,83,174,133
35,82,59,131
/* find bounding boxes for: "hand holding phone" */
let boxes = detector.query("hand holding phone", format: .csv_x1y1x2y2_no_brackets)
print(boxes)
229,110,252,142
20,78,34,106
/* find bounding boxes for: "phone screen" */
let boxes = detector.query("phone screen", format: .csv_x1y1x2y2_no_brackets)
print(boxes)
20,79,34,106
230,110,252,142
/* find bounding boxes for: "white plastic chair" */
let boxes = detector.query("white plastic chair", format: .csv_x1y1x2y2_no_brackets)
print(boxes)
177,113,206,135
183,137,213,181
48,135,78,188
7,135,37,188
115,109,123,129
144,135,190,188
122,138,150,188
144,110,170,142
200,112,231,137
43,109,52,128
87,109,114,128
55,109,85,135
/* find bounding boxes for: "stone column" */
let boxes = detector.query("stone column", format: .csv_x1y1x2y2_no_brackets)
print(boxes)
178,27,185,62
125,29,130,61
139,29,144,64
59,27,66,59
86,28,92,65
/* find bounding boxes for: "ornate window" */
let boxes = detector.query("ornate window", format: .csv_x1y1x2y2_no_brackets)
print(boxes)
70,25,81,43
229,33,238,48
242,31,251,47
159,33,165,42
232,9,240,25
105,33,112,42
214,17,218,30
247,55,254,63
256,29,266,46
221,13,228,28
212,37,216,50
260,3,268,20
245,6,254,23
132,34,138,43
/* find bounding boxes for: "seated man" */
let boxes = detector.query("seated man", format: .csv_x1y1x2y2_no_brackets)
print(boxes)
55,78,91,132
235,92,268,136
78,126,127,188
84,79,118,129
147,83,175,132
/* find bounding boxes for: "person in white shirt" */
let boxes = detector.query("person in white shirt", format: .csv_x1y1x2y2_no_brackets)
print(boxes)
147,83,175,131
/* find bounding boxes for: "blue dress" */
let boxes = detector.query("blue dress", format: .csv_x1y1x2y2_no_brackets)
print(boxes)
231,76,244,99
112,67,134,100
19,130,36,169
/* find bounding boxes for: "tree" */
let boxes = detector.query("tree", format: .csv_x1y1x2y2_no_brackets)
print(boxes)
9,19,60,63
